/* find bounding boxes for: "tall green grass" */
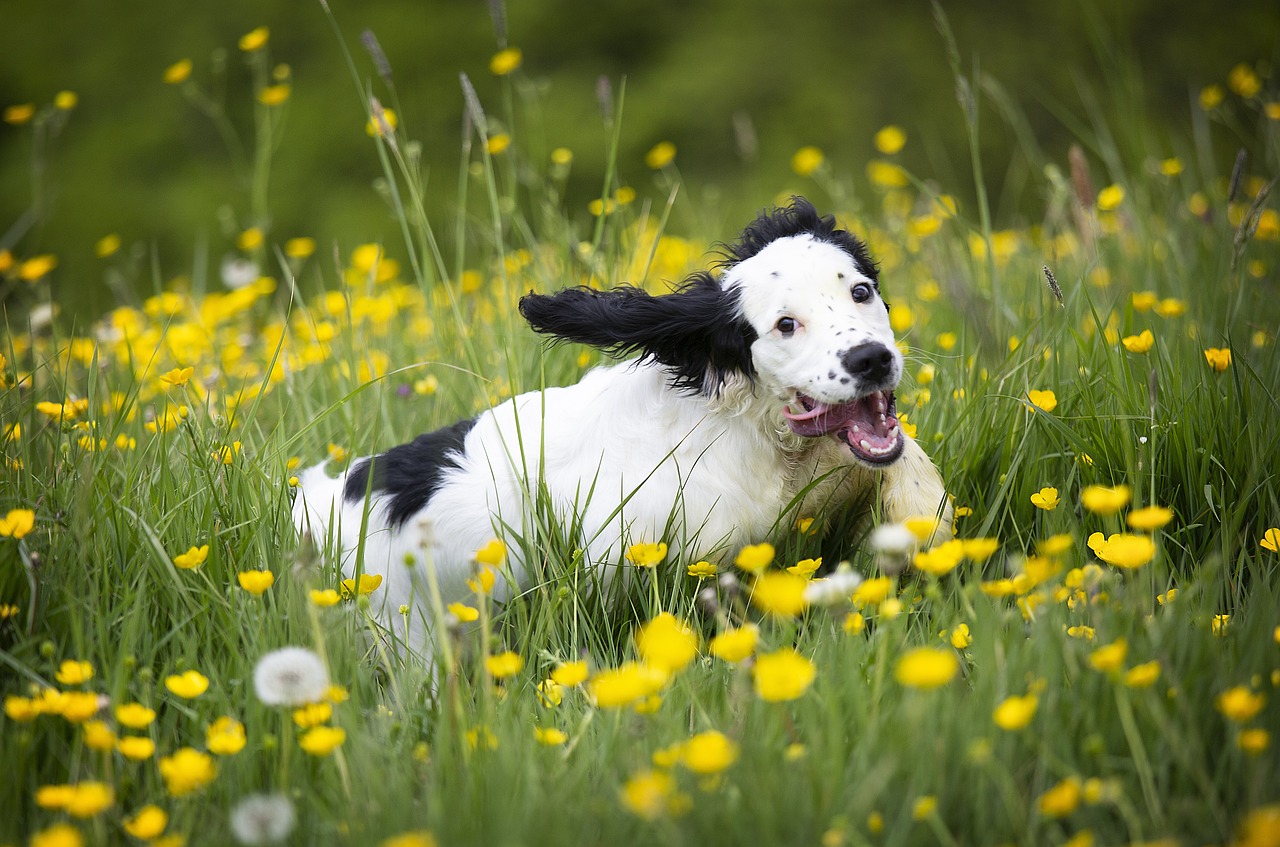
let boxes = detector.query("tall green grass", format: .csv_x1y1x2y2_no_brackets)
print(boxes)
2,11,1279,847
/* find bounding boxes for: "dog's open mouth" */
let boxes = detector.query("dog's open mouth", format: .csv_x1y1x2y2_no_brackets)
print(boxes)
783,390,905,465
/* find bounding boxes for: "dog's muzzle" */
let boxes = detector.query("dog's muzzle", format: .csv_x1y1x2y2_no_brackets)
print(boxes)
782,388,905,466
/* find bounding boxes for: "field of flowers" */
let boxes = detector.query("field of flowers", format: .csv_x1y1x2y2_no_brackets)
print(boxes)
2,16,1280,847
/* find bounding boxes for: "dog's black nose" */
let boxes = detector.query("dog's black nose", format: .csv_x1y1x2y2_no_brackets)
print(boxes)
841,343,894,384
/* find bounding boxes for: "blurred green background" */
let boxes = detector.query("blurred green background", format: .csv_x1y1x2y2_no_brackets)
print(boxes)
1,0,1277,318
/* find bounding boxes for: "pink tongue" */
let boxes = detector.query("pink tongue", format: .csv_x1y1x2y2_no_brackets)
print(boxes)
783,393,894,439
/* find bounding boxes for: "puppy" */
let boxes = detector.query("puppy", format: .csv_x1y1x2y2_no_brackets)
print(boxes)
293,197,950,657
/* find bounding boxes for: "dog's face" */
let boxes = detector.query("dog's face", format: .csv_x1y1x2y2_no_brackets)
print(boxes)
518,196,906,467
727,233,905,466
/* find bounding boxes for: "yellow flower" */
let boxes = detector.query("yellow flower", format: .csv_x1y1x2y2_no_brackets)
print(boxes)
475,538,506,566
791,146,825,177
1123,661,1162,688
1030,487,1060,511
489,47,523,76
311,589,341,608
1122,329,1154,353
239,26,269,52
536,679,563,707
238,570,275,595
467,565,497,595
53,90,77,110
894,647,958,690
257,84,290,106
1087,639,1128,673
285,236,316,259
159,747,217,796
55,660,94,686
710,625,758,663
753,648,816,702
123,805,168,840
874,125,907,155
867,159,909,188
29,823,84,847
1215,686,1265,722
620,769,679,820
164,669,210,699
81,720,115,750
914,540,965,576
339,572,382,598
535,726,568,746
734,542,774,573
1154,297,1186,318
1237,728,1270,755
365,108,398,137
787,557,822,577
1096,184,1125,211
626,542,668,568
1228,63,1262,98
164,59,192,84
911,795,937,820
993,694,1038,730
1037,777,1082,818
947,623,972,649
206,716,247,755
853,576,894,607
485,651,524,679
961,538,999,562
293,701,334,728
115,702,156,729
1261,528,1280,552
486,133,511,155
95,233,121,257
888,302,913,332
1093,533,1155,569
687,560,717,578
1204,347,1232,372
645,141,677,169
0,508,36,538
1027,389,1057,412
1126,506,1173,531
3,103,35,125
1080,484,1131,515
680,730,739,774
636,612,698,673
588,662,667,708
551,660,589,687
1213,614,1231,636
446,601,479,621
750,571,808,617
299,725,347,756
117,735,157,760
172,544,208,570
1131,291,1158,311
381,832,439,847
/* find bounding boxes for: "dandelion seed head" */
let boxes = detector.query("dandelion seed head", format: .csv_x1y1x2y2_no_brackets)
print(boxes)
253,647,330,707
230,793,296,845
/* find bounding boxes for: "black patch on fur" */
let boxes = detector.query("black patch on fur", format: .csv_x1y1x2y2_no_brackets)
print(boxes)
519,274,757,395
344,417,477,528
719,196,880,286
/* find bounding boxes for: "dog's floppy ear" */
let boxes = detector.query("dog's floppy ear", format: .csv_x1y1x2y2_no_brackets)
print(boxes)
519,272,757,395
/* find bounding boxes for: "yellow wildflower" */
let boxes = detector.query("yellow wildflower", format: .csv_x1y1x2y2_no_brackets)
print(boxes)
485,651,524,679
123,806,168,840
489,47,523,76
0,508,36,538
474,538,506,566
687,560,717,578
164,59,192,84
1080,485,1131,515
311,589,341,608
1094,533,1156,569
55,660,94,686
164,670,210,699
551,660,589,687
709,625,758,663
115,702,156,729
1087,639,1128,673
1237,728,1270,755
680,730,739,774
626,542,667,568
993,694,1039,730
734,542,774,573
1204,347,1231,372
1096,184,1125,211
1037,777,1083,818
588,662,667,708
535,726,568,746
1261,528,1280,552
620,769,680,820
239,26,269,52
339,572,383,598
752,648,816,702
206,716,247,755
874,125,907,155
750,571,808,617
159,747,217,796
1027,389,1057,412
299,725,347,756
117,736,157,760
446,601,479,621
29,824,85,847
1122,330,1155,353
894,647,957,689
1030,487,1060,511
1123,661,1162,688
645,141,677,169
173,544,208,570
853,576,894,607
1127,506,1173,531
791,146,824,177
1216,686,1265,722
636,612,698,673
238,570,275,595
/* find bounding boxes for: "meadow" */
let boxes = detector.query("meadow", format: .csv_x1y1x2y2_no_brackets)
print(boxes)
2,12,1280,847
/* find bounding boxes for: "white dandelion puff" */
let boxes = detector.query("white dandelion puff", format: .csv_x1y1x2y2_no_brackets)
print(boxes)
230,793,296,845
253,647,330,707
803,563,864,607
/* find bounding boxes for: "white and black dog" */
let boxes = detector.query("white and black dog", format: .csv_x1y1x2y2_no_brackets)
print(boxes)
293,197,950,654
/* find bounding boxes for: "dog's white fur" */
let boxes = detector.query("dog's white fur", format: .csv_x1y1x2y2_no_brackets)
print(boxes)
294,204,950,657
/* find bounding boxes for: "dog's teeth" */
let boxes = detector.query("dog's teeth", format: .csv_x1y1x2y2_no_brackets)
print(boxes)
860,440,871,451
853,424,860,433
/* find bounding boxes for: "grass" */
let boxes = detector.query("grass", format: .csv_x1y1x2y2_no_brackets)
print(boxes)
2,14,1280,847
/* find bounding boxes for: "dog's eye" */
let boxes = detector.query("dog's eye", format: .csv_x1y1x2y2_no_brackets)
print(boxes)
775,316,798,337
851,283,874,303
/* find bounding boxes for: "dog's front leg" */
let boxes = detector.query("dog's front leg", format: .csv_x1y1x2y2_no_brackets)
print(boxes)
880,435,952,545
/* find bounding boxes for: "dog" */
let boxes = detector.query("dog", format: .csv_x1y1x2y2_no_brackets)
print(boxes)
293,197,950,657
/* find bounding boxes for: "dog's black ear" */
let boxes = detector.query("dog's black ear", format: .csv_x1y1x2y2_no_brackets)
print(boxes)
519,273,757,394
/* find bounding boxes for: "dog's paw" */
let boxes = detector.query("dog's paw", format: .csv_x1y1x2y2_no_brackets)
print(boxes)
880,436,952,546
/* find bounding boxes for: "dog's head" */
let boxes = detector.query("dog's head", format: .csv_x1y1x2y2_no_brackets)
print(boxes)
519,196,905,467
